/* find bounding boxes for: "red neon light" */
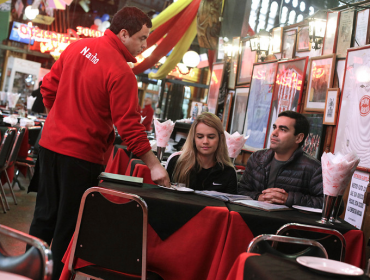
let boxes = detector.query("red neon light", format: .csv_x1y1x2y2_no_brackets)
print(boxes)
276,71,302,91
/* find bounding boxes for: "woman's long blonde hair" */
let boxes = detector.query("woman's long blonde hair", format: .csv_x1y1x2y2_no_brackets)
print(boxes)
172,112,233,185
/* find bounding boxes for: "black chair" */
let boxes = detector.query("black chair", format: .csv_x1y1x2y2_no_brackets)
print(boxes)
0,224,53,280
275,223,346,261
68,187,163,280
247,234,328,259
0,128,17,213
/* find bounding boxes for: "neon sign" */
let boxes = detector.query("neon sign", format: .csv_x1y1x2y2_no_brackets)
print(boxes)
276,71,302,91
311,62,326,79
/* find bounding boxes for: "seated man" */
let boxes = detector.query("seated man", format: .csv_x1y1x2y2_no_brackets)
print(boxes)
238,111,323,208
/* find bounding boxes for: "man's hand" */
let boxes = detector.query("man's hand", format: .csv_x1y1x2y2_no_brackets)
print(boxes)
150,163,171,187
258,188,288,205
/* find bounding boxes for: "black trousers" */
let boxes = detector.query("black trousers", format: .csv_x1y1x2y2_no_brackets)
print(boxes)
29,147,103,280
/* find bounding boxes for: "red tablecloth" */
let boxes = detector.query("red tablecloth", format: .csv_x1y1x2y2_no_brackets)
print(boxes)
104,148,130,174
226,253,259,280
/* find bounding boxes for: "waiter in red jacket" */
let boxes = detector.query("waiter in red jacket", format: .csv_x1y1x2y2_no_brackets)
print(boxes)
28,7,170,280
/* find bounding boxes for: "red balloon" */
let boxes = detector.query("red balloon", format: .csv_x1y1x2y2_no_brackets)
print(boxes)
90,24,98,30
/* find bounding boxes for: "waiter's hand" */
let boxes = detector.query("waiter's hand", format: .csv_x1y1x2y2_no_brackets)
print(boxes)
258,188,288,205
151,163,171,187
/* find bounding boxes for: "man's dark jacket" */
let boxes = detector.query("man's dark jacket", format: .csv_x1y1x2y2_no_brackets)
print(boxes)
238,147,323,208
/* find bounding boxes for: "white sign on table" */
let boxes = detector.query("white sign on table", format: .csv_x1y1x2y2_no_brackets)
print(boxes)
344,170,368,229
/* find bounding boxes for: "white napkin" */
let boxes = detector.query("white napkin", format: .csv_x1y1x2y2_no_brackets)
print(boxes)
7,93,21,108
20,118,35,127
225,131,249,158
154,119,175,147
321,152,360,196
150,139,157,151
0,92,7,102
27,96,37,110
3,115,18,126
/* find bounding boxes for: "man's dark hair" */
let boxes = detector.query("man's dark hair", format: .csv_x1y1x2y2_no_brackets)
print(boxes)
109,7,152,36
278,110,310,147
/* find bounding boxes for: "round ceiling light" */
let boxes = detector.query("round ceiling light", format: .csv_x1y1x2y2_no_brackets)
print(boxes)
183,51,200,68
25,6,39,20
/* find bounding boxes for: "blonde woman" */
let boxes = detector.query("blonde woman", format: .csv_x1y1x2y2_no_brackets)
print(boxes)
166,112,237,193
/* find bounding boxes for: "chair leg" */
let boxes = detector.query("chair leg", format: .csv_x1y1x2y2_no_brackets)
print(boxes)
0,181,9,211
12,168,25,191
4,170,17,205
0,193,6,213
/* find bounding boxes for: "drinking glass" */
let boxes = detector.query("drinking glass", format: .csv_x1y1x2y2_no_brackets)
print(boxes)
317,194,336,225
329,195,343,223
157,146,166,161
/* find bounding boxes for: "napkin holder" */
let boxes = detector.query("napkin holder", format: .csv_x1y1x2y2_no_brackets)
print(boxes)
98,172,143,187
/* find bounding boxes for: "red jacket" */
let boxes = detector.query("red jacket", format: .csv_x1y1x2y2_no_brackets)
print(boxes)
40,29,151,165
141,104,154,131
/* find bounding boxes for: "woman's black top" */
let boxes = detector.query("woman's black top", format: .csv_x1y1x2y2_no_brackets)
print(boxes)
166,154,237,194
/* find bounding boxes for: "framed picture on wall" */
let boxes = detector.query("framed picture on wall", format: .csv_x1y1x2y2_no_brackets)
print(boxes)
230,86,250,134
302,114,325,160
336,58,346,90
265,57,309,148
322,11,340,55
323,88,340,125
272,27,283,53
354,9,370,47
296,26,311,52
243,60,278,152
282,29,297,59
207,62,224,114
337,9,355,57
228,37,241,89
236,39,257,85
304,54,336,112
334,45,370,170
222,90,234,131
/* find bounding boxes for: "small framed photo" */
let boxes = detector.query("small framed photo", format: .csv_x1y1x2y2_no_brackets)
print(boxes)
354,9,370,47
296,26,311,52
271,27,283,53
323,88,340,125
228,37,240,89
282,29,297,59
222,90,234,131
322,11,340,55
304,54,336,112
236,39,257,85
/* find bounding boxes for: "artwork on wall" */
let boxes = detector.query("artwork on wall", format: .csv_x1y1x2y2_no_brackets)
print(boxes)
334,45,370,170
302,114,325,159
304,54,336,112
222,90,234,131
207,62,224,114
322,11,340,55
265,57,309,148
336,58,346,90
243,60,278,152
296,26,310,52
272,27,283,53
230,87,250,134
282,29,297,59
337,9,355,57
228,37,240,89
323,88,340,125
236,39,257,85
354,9,370,47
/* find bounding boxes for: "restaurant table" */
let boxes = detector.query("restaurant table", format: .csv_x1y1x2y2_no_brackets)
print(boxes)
59,183,230,280
0,271,32,280
215,203,365,280
226,253,368,280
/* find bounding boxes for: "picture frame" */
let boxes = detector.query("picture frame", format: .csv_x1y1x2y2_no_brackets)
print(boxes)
354,9,370,47
264,57,309,148
222,90,234,132
334,45,370,170
302,114,325,160
336,58,346,90
272,27,283,53
230,86,250,134
282,29,297,59
336,9,355,58
243,60,278,152
322,11,340,55
228,37,240,89
236,39,257,85
323,88,340,125
207,62,224,114
296,26,311,52
304,54,336,112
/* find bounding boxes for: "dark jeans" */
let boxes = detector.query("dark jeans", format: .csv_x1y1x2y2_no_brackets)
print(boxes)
29,147,103,280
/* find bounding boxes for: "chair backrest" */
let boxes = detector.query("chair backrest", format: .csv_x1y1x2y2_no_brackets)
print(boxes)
69,187,148,279
27,126,42,147
0,128,17,168
0,224,53,280
32,122,43,155
8,127,26,165
247,234,328,259
275,223,346,261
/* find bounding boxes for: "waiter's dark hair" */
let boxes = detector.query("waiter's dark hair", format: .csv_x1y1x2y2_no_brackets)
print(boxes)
109,6,152,36
278,110,310,147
